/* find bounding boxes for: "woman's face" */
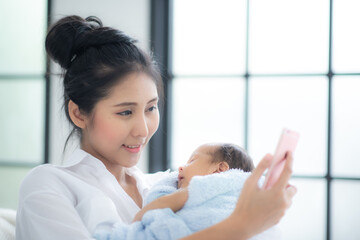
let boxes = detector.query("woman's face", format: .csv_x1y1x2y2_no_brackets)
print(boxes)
81,72,160,172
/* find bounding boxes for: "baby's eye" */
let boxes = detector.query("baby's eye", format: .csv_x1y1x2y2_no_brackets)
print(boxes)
117,110,132,116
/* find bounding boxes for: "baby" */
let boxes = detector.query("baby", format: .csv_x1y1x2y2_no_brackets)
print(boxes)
94,143,280,240
133,142,254,221
178,142,254,188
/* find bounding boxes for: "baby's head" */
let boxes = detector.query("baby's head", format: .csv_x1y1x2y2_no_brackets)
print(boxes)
177,143,254,188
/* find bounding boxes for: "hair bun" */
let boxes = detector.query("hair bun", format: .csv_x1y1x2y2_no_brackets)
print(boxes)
46,15,137,69
45,15,102,69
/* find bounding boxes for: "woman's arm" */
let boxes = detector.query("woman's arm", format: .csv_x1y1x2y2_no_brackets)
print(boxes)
17,166,121,240
16,191,94,240
180,152,297,240
133,187,188,222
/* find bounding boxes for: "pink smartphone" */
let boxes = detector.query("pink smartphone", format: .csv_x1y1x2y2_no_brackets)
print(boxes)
263,128,299,190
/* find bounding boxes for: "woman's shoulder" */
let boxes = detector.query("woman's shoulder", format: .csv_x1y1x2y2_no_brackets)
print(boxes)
19,149,93,193
22,164,61,182
19,164,73,199
24,163,65,180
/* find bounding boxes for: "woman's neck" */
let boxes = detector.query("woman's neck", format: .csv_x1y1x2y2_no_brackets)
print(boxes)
102,160,143,208
109,165,128,184
119,171,143,208
80,145,130,184
80,147,143,207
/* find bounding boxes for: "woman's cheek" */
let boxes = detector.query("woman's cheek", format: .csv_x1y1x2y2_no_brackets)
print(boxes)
95,117,124,142
149,112,160,137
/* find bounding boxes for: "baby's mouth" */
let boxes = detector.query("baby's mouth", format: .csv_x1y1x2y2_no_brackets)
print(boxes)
178,176,184,187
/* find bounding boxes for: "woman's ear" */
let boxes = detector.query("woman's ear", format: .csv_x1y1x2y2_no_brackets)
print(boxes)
214,161,230,173
68,100,86,129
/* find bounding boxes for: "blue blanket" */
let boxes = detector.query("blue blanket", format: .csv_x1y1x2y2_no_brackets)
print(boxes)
94,169,280,240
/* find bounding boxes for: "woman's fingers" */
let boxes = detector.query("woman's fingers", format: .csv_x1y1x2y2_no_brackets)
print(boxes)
286,184,297,198
247,154,272,187
231,153,297,238
274,151,294,190
285,184,297,205
283,184,297,210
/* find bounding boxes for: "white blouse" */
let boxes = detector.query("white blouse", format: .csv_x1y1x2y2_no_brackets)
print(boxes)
16,149,167,240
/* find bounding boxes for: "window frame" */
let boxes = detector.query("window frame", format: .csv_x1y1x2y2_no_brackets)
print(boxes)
0,0,51,167
149,1,360,240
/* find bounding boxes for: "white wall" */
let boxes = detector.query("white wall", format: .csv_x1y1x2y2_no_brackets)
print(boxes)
49,0,151,172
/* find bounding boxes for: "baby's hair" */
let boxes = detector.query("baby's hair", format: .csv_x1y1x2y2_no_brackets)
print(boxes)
212,144,254,172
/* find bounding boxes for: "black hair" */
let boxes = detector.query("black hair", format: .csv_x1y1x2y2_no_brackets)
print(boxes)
212,144,254,172
45,15,163,145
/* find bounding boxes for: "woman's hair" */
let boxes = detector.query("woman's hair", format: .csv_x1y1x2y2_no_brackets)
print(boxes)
212,144,254,172
45,15,163,144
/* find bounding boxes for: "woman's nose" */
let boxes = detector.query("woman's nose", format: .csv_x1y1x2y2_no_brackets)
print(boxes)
132,113,149,138
178,166,183,172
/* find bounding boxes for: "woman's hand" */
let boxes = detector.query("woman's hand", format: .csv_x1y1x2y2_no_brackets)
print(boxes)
229,152,297,239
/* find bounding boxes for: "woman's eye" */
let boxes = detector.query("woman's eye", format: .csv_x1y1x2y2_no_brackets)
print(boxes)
117,110,132,116
147,105,158,112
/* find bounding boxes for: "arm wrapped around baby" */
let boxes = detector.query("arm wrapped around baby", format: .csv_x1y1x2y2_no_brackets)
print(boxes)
94,170,281,240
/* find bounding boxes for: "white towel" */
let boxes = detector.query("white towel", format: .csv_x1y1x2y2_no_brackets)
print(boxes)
0,208,16,240
94,169,281,240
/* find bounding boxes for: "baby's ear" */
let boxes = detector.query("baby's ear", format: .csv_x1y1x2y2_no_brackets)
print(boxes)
216,161,230,173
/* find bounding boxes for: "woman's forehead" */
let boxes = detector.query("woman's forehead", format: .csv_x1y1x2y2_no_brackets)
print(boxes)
105,72,158,101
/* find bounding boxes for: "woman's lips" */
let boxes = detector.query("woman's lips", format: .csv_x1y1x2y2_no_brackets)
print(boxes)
122,144,141,153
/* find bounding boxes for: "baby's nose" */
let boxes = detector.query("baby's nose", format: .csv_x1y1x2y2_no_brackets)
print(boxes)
178,166,183,172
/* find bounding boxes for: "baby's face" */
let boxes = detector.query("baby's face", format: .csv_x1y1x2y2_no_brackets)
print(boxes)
177,144,218,188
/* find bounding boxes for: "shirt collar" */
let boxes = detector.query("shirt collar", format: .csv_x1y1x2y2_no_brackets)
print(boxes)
61,148,90,167
60,149,110,177
61,148,150,191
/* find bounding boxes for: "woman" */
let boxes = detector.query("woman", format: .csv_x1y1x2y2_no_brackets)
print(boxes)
16,15,296,240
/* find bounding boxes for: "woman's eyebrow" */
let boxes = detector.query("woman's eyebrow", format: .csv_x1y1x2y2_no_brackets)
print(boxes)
113,102,136,107
113,97,158,107
147,97,159,104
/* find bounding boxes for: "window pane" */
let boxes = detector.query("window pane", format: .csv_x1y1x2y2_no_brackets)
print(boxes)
278,179,326,240
173,0,247,75
248,0,329,74
0,79,45,163
171,78,245,169
248,77,328,176
332,76,360,177
0,0,47,74
331,180,360,240
0,166,31,209
332,0,360,73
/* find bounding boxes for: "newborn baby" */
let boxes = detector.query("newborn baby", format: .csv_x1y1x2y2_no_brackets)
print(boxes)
133,142,255,221
94,143,281,240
